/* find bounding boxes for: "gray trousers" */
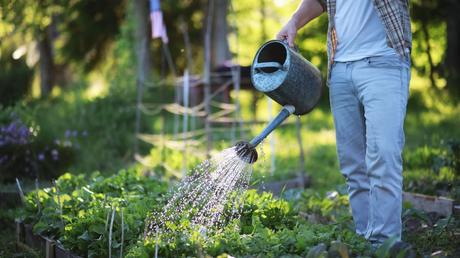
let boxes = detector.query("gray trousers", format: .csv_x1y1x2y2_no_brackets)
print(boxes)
329,54,410,244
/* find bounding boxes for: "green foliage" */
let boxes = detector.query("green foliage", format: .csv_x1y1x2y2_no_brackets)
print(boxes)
222,190,297,235
403,209,460,256
403,140,460,199
58,0,127,71
1,0,127,71
296,190,351,223
20,169,167,257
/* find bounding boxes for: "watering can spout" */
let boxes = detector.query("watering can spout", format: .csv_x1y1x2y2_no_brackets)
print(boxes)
235,105,295,164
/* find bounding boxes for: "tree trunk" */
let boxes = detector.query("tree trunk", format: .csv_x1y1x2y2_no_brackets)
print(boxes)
133,0,151,84
38,27,54,97
445,0,460,95
211,0,231,68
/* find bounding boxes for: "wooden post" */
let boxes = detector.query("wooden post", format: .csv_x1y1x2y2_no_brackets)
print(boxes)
230,65,242,142
403,192,454,217
182,70,190,177
45,237,55,258
15,219,24,248
180,19,197,132
173,81,180,140
133,0,152,155
267,98,276,176
296,117,306,187
180,19,194,74
204,0,214,157
228,2,243,140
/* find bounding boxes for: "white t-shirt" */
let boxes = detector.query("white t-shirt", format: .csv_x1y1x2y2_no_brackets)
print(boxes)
334,0,397,62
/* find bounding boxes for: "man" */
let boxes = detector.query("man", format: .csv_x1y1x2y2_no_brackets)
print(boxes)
277,0,411,247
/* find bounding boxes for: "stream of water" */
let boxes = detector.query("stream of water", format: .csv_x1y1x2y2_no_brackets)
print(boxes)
145,145,254,238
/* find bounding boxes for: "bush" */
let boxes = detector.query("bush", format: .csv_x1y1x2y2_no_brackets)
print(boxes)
403,140,460,198
0,116,74,182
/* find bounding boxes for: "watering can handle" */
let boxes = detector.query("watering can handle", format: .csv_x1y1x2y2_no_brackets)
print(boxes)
253,62,285,73
282,39,299,52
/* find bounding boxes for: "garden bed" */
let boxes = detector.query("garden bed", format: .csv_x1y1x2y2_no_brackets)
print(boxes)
16,220,84,258
13,169,460,257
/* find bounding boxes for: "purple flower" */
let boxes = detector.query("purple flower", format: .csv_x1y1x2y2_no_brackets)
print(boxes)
51,149,59,161
38,153,45,161
65,130,71,138
0,119,31,145
72,130,78,137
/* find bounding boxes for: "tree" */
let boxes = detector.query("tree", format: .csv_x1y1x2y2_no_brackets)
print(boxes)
411,0,460,97
210,0,231,68
445,0,460,94
0,0,126,97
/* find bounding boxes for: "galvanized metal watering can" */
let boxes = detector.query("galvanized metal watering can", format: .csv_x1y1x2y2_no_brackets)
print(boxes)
236,40,323,163
251,40,322,115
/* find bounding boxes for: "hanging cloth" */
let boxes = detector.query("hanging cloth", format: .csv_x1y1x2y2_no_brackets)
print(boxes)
150,0,169,43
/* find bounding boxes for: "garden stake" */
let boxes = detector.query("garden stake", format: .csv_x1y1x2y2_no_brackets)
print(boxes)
120,208,124,258
34,178,41,214
105,196,110,232
53,180,64,230
15,178,25,203
154,226,159,258
108,207,116,258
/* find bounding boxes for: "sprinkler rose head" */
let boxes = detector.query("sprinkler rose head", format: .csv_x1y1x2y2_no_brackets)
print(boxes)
235,141,258,164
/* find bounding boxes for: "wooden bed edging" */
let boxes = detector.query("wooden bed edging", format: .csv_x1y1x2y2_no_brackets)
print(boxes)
16,220,84,258
402,192,454,217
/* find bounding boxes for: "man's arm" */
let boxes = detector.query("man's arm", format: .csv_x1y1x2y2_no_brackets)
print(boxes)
276,0,325,47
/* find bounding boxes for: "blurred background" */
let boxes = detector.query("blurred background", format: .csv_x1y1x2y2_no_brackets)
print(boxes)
0,0,459,198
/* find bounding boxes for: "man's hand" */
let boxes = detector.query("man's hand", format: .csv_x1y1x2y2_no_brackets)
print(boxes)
276,20,298,48
276,0,325,47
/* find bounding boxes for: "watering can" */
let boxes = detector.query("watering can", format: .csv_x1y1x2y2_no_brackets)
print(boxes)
236,40,323,163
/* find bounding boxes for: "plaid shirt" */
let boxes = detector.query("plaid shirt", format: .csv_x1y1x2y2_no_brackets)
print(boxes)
317,0,412,78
